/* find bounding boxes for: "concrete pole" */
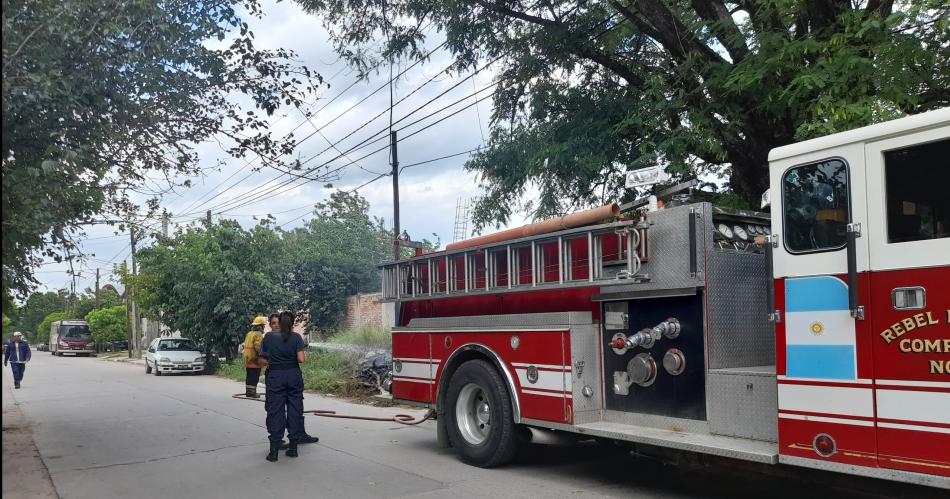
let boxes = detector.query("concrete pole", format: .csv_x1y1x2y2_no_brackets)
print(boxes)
391,130,400,261
129,229,140,358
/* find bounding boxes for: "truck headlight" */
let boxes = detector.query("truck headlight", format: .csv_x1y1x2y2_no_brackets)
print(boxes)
159,357,171,363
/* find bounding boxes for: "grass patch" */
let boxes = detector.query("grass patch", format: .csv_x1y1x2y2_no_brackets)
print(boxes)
326,327,391,350
216,361,245,384
214,350,365,396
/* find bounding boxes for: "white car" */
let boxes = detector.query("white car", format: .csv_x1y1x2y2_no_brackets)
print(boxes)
144,338,205,376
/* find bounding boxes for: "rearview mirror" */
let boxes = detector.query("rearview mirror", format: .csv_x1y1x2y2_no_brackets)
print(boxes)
760,189,771,209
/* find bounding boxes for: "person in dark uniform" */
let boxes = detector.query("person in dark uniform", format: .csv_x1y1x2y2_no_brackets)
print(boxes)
267,313,318,448
259,311,309,462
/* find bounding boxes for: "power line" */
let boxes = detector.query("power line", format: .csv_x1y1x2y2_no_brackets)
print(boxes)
400,147,482,172
182,14,625,220
211,90,498,216
174,48,426,219
175,40,450,219
206,76,500,216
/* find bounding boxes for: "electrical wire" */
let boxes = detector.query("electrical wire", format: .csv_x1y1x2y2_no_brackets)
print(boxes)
177,13,625,224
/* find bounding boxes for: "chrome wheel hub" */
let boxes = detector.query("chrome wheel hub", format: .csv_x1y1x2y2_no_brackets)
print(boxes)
456,383,491,445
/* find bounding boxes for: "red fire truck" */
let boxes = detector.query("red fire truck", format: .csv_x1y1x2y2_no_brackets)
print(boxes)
382,108,949,488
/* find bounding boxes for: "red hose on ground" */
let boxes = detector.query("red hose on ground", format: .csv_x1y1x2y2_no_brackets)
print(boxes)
231,393,435,426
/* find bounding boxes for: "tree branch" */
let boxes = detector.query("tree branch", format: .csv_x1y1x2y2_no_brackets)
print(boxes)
471,0,559,27
609,0,728,65
689,0,749,62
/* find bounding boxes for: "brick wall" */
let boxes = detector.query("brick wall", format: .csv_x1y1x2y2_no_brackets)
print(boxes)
342,293,393,330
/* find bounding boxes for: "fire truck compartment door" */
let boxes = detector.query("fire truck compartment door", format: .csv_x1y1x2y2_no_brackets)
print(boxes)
770,143,878,468
864,129,950,478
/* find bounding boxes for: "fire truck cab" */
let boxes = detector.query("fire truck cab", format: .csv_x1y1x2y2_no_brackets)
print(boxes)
382,108,949,488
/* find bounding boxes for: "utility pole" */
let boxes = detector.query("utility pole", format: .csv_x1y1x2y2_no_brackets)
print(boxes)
95,268,101,309
129,229,140,358
206,210,212,227
391,130,400,261
162,210,170,238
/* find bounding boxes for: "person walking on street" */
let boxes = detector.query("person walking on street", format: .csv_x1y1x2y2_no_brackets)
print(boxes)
260,311,311,462
4,332,32,389
243,317,267,398
267,313,318,447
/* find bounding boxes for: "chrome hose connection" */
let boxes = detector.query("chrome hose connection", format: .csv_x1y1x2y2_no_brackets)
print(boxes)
609,317,680,355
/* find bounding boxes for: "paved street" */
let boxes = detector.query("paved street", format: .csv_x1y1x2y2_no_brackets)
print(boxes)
2,354,943,499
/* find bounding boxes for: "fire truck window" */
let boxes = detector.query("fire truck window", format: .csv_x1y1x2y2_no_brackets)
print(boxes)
884,138,950,243
782,159,850,253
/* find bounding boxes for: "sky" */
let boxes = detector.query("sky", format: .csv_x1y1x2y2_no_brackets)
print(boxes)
33,0,533,294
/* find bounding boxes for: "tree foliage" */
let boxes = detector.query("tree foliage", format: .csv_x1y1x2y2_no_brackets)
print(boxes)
281,191,394,330
73,287,122,320
2,0,322,298
13,290,65,341
133,191,409,352
85,306,128,344
132,221,286,361
297,0,950,226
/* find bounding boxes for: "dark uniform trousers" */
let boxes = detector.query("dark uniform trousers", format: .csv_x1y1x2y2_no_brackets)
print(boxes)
11,363,26,383
264,367,305,444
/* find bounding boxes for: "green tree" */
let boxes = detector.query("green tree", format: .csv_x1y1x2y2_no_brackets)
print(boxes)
279,190,434,332
85,306,128,344
15,291,67,341
134,221,288,363
73,287,122,320
2,0,323,299
37,311,77,343
2,314,12,342
298,0,950,225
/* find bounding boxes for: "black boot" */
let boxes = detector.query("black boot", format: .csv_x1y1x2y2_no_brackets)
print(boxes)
246,385,258,398
266,442,279,462
285,441,298,458
299,433,319,444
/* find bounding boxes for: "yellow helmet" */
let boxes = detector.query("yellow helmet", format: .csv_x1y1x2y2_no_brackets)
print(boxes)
251,316,267,326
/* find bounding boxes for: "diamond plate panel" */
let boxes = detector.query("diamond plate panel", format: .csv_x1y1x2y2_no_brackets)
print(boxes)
602,204,709,294
569,324,602,422
707,369,778,442
706,250,774,368
602,409,711,434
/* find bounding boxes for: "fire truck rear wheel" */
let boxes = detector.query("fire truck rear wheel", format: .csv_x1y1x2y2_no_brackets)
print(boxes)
445,360,521,468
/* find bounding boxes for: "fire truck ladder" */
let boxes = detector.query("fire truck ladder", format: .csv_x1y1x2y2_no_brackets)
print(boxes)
381,220,648,301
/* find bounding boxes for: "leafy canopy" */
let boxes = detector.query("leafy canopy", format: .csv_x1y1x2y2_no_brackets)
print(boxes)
12,291,66,341
133,191,412,352
2,0,322,298
132,221,287,360
297,0,950,226
85,306,129,344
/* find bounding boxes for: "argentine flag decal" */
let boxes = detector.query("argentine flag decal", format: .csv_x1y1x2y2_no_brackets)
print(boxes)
785,276,857,380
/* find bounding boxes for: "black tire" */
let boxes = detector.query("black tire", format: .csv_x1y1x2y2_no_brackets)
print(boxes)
145,360,152,374
444,359,522,467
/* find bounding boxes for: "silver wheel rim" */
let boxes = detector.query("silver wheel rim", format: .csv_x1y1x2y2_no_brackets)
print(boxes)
455,383,491,445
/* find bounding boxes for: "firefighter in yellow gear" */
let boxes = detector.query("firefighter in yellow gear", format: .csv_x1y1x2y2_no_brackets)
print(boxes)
243,316,268,398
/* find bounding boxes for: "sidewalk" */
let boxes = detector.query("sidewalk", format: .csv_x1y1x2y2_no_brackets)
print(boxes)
97,352,145,365
1,380,59,499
